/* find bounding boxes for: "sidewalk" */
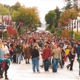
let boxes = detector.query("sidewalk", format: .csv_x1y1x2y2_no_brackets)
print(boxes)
1,58,80,80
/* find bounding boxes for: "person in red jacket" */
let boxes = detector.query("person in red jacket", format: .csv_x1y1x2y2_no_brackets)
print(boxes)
42,44,51,72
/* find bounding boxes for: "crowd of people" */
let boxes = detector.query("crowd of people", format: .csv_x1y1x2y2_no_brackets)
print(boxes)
0,31,80,80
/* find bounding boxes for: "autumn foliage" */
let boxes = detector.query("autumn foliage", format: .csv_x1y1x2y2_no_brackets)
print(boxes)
62,29,69,37
59,8,78,26
58,22,62,27
7,26,18,36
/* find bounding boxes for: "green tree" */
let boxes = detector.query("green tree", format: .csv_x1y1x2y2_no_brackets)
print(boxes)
25,7,40,27
18,27,25,35
0,4,10,15
50,25,56,33
3,31,9,39
11,2,21,11
56,29,62,36
12,6,41,30
0,2,41,31
45,10,56,29
54,7,61,28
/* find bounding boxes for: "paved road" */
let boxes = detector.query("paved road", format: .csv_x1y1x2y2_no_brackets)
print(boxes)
1,57,80,80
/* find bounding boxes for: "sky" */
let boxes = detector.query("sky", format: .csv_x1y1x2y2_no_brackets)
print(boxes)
0,0,65,24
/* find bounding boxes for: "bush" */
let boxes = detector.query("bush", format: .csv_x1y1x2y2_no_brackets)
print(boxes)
3,31,9,39
55,29,62,36
18,27,25,35
50,25,56,33
74,33,80,40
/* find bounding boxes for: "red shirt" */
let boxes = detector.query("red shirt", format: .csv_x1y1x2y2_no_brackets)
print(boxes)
42,48,51,59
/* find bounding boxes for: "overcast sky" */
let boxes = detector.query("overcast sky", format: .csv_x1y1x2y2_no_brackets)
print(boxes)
0,0,65,24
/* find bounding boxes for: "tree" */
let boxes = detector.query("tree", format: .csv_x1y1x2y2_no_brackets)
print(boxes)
7,26,18,36
0,4,10,15
54,7,61,28
59,8,78,26
64,0,78,10
62,29,69,37
0,2,41,32
73,0,78,11
25,7,40,27
64,0,73,10
18,27,25,35
12,6,40,30
50,25,56,33
58,22,62,27
55,29,62,36
11,2,21,11
3,31,9,39
45,10,56,29
70,8,78,19
59,10,71,25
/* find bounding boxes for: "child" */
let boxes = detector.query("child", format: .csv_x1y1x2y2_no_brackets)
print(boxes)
0,58,4,78
2,53,10,80
5,53,10,80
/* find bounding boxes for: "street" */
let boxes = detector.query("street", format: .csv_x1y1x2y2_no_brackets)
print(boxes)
1,56,80,80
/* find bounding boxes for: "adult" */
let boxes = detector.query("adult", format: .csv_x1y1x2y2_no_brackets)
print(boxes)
24,44,31,64
3,42,9,55
76,40,80,75
42,44,51,72
0,39,5,79
31,44,40,73
16,42,23,64
52,45,61,72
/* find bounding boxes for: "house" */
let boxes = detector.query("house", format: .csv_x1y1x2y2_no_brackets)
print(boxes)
0,15,12,25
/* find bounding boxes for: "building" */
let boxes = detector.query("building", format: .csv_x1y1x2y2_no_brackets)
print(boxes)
78,0,80,9
0,15,12,26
